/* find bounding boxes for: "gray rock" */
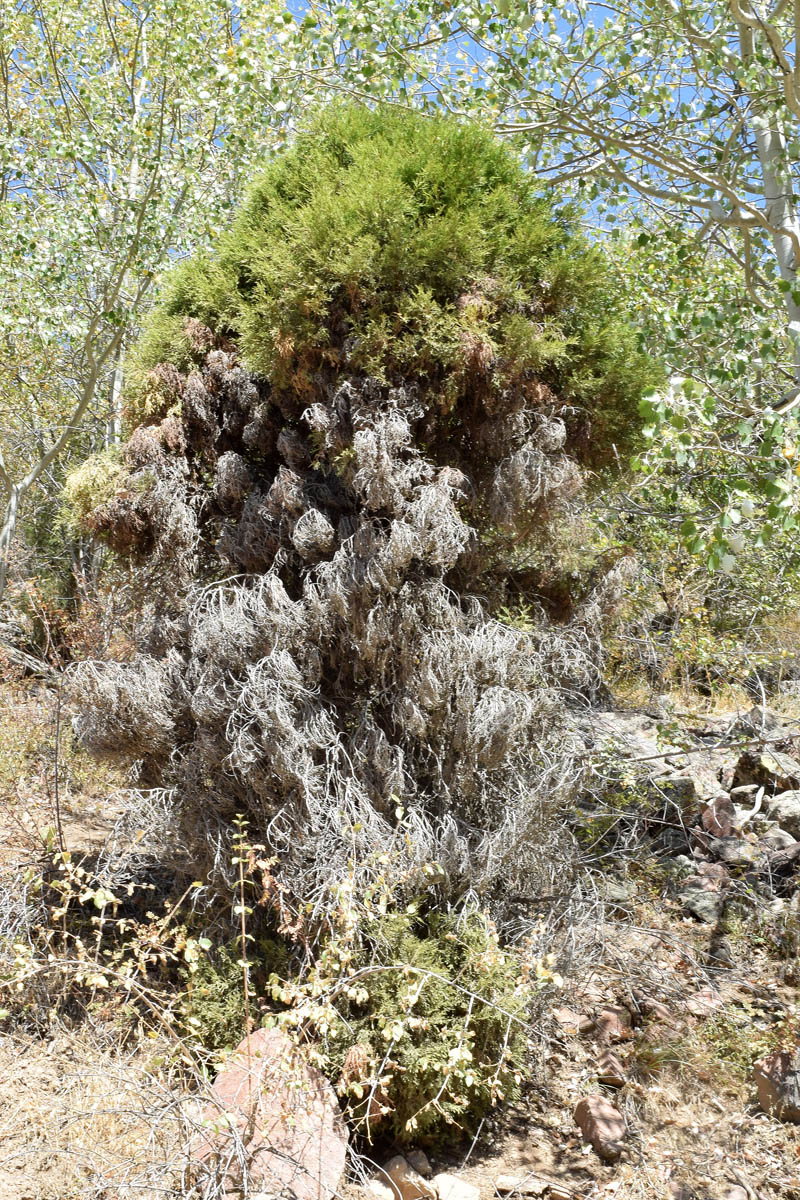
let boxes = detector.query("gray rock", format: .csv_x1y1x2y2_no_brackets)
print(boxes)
710,837,764,867
679,886,724,924
658,774,703,805
707,938,734,966
769,840,800,872
578,713,722,796
730,706,787,741
670,755,727,801
732,803,759,829
433,1176,480,1200
577,710,670,767
603,879,635,906
495,1176,549,1197
659,826,693,854
662,854,694,875
404,1151,432,1180
765,790,800,838
761,823,797,851
733,749,800,792
367,1182,398,1200
730,784,762,804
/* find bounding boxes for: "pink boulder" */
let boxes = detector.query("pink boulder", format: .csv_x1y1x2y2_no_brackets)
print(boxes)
753,1048,800,1123
594,1004,633,1046
574,1094,626,1161
702,795,734,838
196,1026,348,1198
684,986,723,1017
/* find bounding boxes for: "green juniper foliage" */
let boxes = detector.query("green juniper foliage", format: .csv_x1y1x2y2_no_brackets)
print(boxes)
294,906,529,1147
129,104,657,464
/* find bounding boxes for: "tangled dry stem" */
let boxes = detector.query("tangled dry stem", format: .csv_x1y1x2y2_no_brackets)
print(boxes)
70,338,627,917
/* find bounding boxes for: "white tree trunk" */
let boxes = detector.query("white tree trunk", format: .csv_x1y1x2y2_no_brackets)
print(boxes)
106,346,125,446
753,122,800,382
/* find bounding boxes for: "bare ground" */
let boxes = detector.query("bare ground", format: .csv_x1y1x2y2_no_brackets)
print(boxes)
0,682,798,1200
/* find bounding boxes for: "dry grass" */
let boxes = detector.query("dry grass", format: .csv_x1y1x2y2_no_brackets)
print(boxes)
0,680,124,867
1,676,798,1199
424,899,800,1200
0,1029,191,1200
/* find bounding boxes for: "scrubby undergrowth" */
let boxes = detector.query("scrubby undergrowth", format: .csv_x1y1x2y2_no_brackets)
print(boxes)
67,106,658,923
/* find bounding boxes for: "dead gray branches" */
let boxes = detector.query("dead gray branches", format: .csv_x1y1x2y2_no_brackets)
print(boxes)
69,353,622,920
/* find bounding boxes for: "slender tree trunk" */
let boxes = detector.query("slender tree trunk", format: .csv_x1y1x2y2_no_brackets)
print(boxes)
0,339,109,604
754,124,800,381
106,346,125,446
0,484,21,600
738,18,800,383
105,20,146,447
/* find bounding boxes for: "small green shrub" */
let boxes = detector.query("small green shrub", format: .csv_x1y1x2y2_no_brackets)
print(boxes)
60,450,124,536
181,932,292,1052
181,942,248,1052
700,1002,782,1080
129,103,659,463
274,893,538,1148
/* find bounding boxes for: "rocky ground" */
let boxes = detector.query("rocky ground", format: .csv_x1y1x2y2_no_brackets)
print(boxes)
350,703,800,1200
0,690,798,1200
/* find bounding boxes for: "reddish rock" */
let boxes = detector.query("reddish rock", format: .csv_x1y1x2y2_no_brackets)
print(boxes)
580,982,607,1007
646,1019,682,1045
753,1048,800,1122
196,1027,348,1199
595,1004,633,1045
379,1156,437,1200
685,986,723,1017
697,860,730,884
574,1094,626,1160
702,795,734,838
681,873,714,892
640,996,672,1022
596,1049,627,1088
553,1005,583,1034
